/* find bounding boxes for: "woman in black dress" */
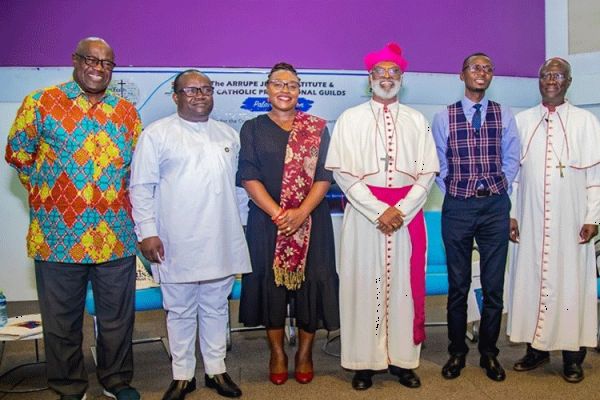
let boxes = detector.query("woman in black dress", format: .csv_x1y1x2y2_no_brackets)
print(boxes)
237,63,339,385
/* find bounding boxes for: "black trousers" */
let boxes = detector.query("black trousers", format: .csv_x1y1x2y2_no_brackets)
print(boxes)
35,256,136,395
442,192,510,356
526,343,587,365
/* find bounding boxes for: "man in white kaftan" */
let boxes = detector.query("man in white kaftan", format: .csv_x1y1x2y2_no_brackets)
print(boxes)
325,43,439,391
507,58,600,384
130,70,251,400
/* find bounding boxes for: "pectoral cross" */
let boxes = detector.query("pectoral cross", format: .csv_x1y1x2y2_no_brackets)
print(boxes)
380,154,392,169
556,161,565,178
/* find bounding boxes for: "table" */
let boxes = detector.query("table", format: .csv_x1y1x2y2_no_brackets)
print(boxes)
0,314,47,394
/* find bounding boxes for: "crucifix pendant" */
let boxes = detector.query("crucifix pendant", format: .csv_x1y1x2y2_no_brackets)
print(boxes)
380,155,392,168
556,161,565,178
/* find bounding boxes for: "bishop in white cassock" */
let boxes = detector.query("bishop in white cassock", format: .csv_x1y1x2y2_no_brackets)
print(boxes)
130,70,250,399
325,43,439,391
507,58,600,384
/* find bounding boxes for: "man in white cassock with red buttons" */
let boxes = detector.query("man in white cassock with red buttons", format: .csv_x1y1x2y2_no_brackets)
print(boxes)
325,43,439,391
507,57,600,384
130,70,251,400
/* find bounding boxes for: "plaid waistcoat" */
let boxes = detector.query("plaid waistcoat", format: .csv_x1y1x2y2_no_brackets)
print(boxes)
445,100,508,199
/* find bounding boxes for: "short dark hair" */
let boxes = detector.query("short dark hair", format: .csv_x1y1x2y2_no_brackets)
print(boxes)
461,52,492,70
267,62,299,80
172,69,209,92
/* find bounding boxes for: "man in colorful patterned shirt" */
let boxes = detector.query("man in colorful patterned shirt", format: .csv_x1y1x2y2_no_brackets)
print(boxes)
5,37,142,400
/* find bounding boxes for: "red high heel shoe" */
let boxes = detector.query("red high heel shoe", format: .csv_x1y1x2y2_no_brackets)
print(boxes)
294,370,314,384
294,353,314,384
269,353,289,385
270,371,288,385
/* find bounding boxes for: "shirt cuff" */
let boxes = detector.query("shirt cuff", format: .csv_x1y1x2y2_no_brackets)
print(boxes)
138,220,158,240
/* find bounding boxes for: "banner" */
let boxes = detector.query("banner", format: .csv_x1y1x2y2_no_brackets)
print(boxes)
109,69,372,132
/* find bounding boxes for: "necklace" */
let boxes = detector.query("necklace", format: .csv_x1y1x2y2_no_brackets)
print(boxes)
539,104,569,178
369,102,401,169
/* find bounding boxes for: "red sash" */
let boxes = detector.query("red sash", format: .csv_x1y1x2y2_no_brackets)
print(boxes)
273,112,326,290
367,184,427,345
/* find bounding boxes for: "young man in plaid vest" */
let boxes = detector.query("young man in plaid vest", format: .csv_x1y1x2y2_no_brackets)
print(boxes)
431,53,520,382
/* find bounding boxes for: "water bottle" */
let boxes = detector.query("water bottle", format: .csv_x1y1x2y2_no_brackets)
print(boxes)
0,291,7,327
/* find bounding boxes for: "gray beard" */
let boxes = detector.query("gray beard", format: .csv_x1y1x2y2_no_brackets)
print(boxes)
371,78,401,100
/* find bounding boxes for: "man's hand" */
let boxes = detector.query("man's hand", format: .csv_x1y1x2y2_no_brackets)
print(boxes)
274,208,310,236
377,207,404,234
579,224,598,244
509,218,520,243
140,236,165,263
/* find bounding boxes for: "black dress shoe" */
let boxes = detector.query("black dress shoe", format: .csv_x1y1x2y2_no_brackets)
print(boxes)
205,373,242,398
389,366,421,388
441,355,465,379
562,363,584,383
480,355,506,382
513,351,550,371
162,378,196,400
351,370,374,390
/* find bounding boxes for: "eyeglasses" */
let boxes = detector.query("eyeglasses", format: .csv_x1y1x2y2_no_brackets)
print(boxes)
268,80,301,91
463,64,494,74
370,66,403,79
74,53,116,70
540,72,567,82
177,86,215,97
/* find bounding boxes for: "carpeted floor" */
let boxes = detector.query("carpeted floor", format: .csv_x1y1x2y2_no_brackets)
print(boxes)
0,298,598,400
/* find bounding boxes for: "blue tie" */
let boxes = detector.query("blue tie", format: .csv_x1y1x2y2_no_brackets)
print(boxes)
472,103,482,131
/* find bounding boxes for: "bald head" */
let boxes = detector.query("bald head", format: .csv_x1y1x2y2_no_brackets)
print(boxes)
539,57,571,80
172,70,214,122
173,69,211,93
75,37,114,59
71,37,115,102
538,57,572,107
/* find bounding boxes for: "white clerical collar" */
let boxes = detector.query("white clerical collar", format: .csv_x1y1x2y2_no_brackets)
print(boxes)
370,98,399,111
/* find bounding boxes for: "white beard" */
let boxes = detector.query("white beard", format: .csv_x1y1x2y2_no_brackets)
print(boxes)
371,78,402,100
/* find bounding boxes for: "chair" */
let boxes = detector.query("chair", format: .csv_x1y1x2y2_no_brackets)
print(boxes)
424,210,480,341
226,275,297,351
84,257,170,364
322,210,479,356
424,210,450,298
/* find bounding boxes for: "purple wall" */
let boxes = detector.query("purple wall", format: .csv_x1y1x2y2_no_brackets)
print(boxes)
0,1,545,77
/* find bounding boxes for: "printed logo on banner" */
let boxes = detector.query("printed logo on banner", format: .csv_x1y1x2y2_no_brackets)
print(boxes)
240,97,314,112
109,78,141,105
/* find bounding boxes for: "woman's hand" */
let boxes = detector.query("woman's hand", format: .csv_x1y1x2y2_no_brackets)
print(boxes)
275,208,310,236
